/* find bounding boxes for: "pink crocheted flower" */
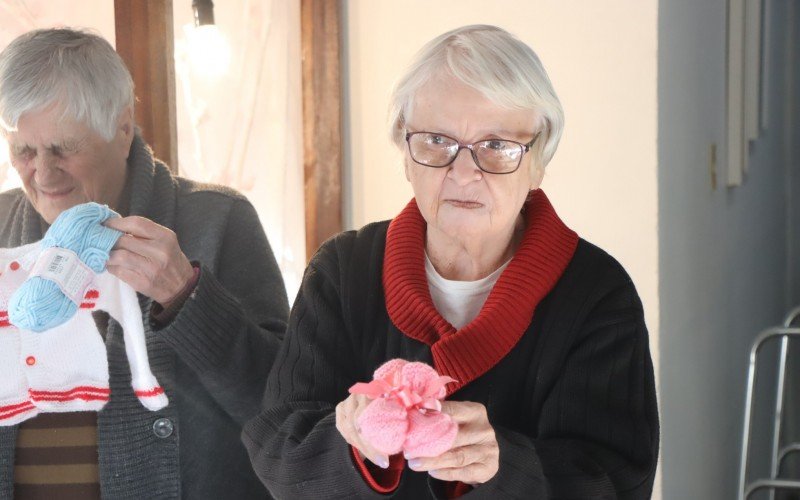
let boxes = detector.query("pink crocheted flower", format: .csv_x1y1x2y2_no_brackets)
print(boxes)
349,359,458,458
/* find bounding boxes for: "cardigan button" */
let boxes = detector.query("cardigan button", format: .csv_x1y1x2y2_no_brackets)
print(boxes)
25,356,36,366
152,417,174,438
10,261,20,271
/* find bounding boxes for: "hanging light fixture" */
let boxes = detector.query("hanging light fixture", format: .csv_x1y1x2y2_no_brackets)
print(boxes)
185,0,230,78
192,0,215,26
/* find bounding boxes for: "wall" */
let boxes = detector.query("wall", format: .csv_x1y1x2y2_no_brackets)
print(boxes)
787,2,800,307
658,1,799,498
787,3,800,481
343,0,660,495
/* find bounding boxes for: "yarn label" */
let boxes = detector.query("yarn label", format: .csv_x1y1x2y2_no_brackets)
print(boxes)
29,247,94,304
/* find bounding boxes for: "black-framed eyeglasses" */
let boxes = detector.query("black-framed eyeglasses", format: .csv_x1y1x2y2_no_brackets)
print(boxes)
405,131,540,175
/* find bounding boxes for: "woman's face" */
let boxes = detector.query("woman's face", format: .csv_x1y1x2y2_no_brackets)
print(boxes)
6,104,132,224
404,75,543,245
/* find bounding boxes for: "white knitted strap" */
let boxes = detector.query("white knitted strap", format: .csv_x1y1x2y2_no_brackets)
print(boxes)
29,247,94,304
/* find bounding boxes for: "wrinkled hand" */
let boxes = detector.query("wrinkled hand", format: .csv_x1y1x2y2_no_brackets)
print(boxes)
104,216,194,308
407,401,499,485
335,393,391,469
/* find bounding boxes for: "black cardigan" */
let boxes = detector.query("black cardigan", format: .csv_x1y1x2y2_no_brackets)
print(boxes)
243,221,659,499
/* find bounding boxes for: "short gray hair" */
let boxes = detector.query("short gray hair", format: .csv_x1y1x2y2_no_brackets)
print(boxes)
0,28,134,141
389,25,564,171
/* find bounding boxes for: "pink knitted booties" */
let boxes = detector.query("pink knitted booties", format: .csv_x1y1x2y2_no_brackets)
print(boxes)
349,359,458,458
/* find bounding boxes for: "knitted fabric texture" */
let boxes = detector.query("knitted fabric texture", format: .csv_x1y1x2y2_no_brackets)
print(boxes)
9,202,122,332
349,359,457,458
0,205,167,426
0,134,290,498
383,189,579,394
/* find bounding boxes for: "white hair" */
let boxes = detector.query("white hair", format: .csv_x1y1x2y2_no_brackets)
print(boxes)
389,25,564,172
0,28,134,141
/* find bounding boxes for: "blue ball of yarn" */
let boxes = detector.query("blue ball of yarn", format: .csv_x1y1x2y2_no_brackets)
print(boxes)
8,202,123,332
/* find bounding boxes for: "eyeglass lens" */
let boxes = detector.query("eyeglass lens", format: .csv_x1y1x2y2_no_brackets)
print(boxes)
408,132,524,173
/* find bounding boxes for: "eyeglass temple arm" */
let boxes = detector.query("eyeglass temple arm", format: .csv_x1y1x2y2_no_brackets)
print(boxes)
524,132,542,151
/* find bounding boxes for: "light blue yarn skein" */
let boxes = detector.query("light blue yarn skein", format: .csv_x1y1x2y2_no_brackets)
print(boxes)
8,202,122,332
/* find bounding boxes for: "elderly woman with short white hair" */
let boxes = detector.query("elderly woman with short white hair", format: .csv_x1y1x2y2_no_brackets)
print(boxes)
245,25,658,499
0,28,288,498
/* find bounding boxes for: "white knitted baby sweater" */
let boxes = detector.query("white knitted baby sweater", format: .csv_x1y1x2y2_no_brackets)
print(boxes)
0,242,167,426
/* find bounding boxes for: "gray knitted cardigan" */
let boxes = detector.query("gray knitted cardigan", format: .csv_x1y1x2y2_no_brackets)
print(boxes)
0,135,289,499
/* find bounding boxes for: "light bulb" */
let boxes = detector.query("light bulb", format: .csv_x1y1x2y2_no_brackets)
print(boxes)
183,24,231,79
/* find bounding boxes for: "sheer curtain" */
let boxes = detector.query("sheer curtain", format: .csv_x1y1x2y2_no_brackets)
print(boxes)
173,0,305,301
0,0,305,302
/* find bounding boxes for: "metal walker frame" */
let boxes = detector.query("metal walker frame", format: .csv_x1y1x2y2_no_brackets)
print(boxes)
738,306,800,500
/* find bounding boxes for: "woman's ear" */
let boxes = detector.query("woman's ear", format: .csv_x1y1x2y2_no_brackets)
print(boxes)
530,163,545,190
115,106,135,158
404,158,411,182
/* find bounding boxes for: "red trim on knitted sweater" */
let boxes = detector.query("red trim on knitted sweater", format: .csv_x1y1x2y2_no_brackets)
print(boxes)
79,289,100,309
134,386,165,398
383,189,578,394
29,386,110,402
350,445,404,493
0,401,36,420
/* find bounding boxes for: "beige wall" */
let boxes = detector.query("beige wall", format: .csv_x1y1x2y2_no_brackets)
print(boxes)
343,2,659,494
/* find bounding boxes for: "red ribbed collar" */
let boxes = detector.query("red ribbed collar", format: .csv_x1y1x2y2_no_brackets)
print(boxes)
382,189,579,394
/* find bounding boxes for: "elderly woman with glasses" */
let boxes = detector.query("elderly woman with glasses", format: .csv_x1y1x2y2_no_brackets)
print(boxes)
245,25,658,499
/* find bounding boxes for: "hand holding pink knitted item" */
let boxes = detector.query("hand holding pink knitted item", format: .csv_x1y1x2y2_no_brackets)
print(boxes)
349,359,458,459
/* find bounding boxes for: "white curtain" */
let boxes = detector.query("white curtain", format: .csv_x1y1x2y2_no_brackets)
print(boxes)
173,0,306,302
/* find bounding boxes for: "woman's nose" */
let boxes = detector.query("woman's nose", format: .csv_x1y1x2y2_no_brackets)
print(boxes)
33,154,62,184
447,148,482,185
